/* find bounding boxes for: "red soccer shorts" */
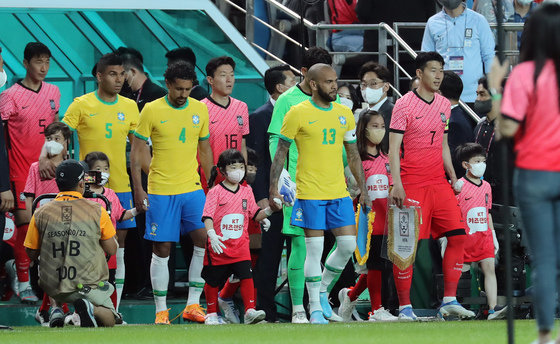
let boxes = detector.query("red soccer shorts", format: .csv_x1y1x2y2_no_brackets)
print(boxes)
404,183,464,240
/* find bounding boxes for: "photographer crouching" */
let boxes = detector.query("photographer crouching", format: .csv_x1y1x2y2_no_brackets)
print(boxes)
23,159,118,327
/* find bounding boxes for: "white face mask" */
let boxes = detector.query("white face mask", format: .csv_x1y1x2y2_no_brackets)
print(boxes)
227,169,245,184
361,86,384,105
517,0,532,5
99,172,110,186
339,97,353,109
469,162,486,178
45,140,64,156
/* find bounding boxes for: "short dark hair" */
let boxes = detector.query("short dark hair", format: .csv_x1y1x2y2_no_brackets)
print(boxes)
84,151,110,169
415,52,445,71
302,47,332,70
456,142,486,164
164,61,197,83
44,122,71,141
478,75,488,91
338,82,359,111
116,47,144,64
166,47,197,66
119,47,144,73
247,147,258,167
440,71,463,101
206,56,235,78
264,64,291,95
96,53,123,74
24,42,51,61
358,62,391,83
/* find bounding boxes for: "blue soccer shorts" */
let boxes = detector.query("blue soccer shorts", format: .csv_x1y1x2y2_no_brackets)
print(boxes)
144,189,206,242
290,196,355,230
115,192,136,229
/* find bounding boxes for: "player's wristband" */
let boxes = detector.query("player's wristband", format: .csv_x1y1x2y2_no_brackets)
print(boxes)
131,208,139,217
263,207,273,216
491,93,502,101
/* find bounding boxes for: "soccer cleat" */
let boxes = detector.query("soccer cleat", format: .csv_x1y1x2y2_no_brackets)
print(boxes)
74,299,98,327
182,304,206,323
437,300,476,320
35,308,50,326
115,312,127,325
352,308,364,322
155,309,170,325
19,287,38,304
244,308,266,324
48,307,65,328
337,288,357,322
204,313,226,325
369,307,399,322
319,292,333,318
398,306,418,321
487,305,508,320
309,310,329,325
291,311,309,324
218,297,240,324
64,312,80,326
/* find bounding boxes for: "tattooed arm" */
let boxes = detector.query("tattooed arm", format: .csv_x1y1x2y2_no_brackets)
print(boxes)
268,138,290,211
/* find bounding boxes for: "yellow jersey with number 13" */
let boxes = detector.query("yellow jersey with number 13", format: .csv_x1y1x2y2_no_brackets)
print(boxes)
134,96,210,195
280,100,356,200
62,91,139,193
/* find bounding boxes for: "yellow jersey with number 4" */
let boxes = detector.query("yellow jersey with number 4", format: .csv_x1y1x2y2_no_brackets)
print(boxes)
62,91,139,193
280,100,356,200
134,96,210,195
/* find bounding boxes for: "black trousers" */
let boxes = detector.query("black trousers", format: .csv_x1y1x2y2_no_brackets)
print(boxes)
255,211,286,322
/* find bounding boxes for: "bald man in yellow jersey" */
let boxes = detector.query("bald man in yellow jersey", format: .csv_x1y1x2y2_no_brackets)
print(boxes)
269,64,369,324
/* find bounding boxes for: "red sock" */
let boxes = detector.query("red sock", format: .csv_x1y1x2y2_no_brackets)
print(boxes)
348,274,368,301
204,284,220,314
39,293,51,311
250,253,259,302
240,278,256,312
110,288,117,308
14,224,30,282
62,303,69,313
393,265,413,306
220,279,240,299
442,235,465,297
367,270,383,311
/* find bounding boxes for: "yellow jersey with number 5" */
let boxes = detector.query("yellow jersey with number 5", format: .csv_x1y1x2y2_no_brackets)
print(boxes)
280,99,356,200
62,91,139,193
134,96,210,195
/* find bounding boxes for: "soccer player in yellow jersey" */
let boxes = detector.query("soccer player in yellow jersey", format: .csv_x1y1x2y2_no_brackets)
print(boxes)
130,61,214,325
62,53,142,314
269,64,369,324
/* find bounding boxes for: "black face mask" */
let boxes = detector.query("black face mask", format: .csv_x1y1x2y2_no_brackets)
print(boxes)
474,99,493,115
440,0,463,10
245,172,256,185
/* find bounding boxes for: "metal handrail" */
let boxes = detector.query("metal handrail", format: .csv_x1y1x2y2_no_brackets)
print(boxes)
250,42,301,74
265,0,316,28
223,0,304,48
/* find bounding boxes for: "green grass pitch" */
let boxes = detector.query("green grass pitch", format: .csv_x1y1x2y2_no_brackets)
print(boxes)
0,320,547,344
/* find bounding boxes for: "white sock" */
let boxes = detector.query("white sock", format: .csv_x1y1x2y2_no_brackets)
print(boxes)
187,246,205,306
115,247,125,312
150,253,170,313
443,296,456,304
304,236,324,314
399,304,412,312
292,305,305,314
320,235,356,293
18,280,30,292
